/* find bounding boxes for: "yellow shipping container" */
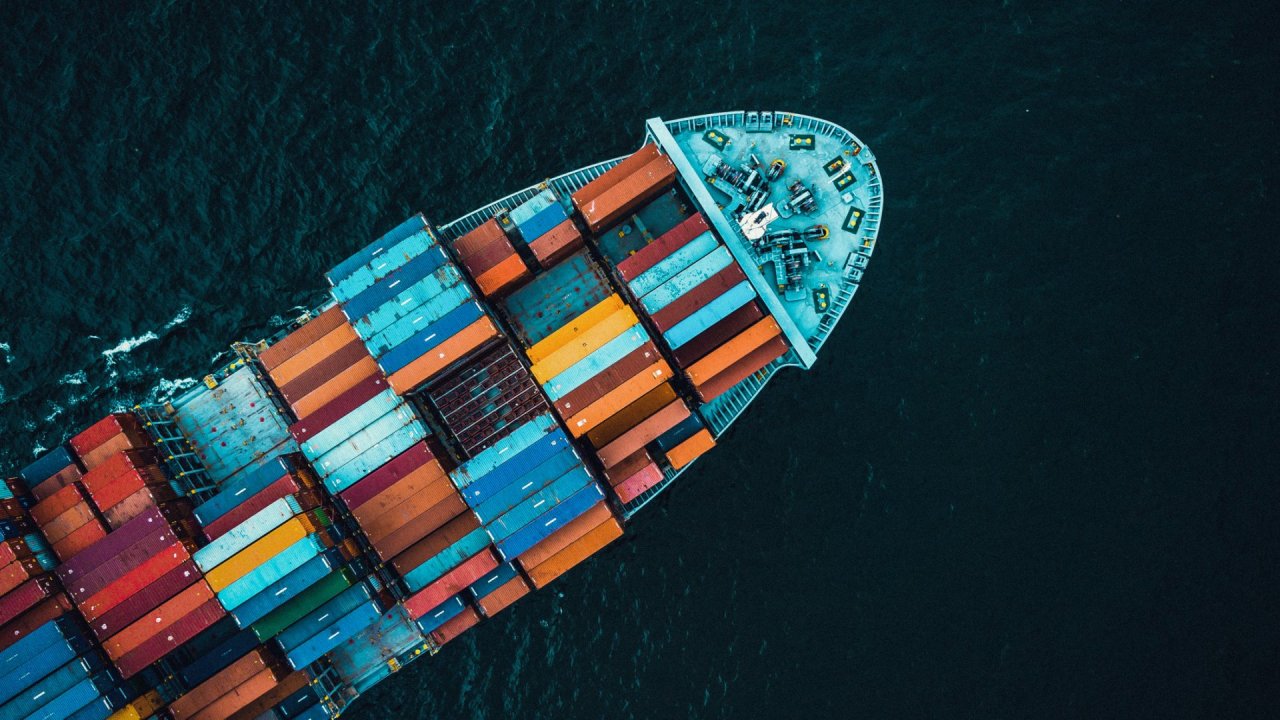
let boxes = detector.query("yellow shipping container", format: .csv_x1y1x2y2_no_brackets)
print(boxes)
525,294,625,365
205,515,313,591
108,691,163,720
530,304,639,383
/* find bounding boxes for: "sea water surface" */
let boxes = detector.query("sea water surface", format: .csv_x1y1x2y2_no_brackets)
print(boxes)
1,1,1276,718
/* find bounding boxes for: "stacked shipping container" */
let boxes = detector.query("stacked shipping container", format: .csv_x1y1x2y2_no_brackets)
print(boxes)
508,187,583,269
571,143,677,234
453,218,532,298
325,215,502,396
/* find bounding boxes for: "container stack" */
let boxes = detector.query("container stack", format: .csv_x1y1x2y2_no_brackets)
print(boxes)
325,215,502,396
55,503,215,679
27,479,109,563
79,446,183,531
270,575,390,673
616,213,790,402
18,445,83,503
259,307,380,421
571,143,677,234
337,441,460,563
420,338,551,458
1,478,71,658
166,645,295,719
171,366,300,484
324,604,427,695
0,613,136,719
508,188,583,269
453,217,532,298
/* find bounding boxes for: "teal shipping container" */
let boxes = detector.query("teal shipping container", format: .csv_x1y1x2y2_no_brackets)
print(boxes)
193,456,296,527
329,225,434,302
542,326,649,401
218,534,325,611
341,247,450,321
401,526,492,592
327,214,429,291
468,562,519,600
353,264,466,342
485,467,592,541
313,405,420,478
327,605,425,691
508,188,556,226
628,231,718,297
374,300,485,375
285,600,383,670
640,246,734,314
0,632,93,704
1,615,80,680
0,654,105,719
300,390,404,459
362,283,474,358
277,582,375,652
495,482,606,560
194,494,304,572
231,549,340,628
663,281,757,349
471,446,581,524
449,414,558,488
321,420,429,495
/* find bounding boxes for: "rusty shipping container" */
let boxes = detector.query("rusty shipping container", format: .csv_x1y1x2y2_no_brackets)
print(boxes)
529,219,584,268
257,307,348,371
671,302,765,368
696,335,790,403
585,383,678,449
268,322,360,388
289,356,382,419
523,514,624,588
277,339,372,405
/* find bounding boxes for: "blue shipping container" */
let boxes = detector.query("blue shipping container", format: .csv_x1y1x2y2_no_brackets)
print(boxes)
327,214,428,289
497,482,606,561
218,535,325,611
341,247,449,322
330,228,435,304
231,549,339,628
67,696,115,720
300,390,404,459
1,656,105,719
508,189,557,226
277,583,375,652
322,420,428,495
469,444,581,522
352,264,465,342
640,246,734,314
542,326,649,401
17,446,76,485
413,595,468,635
663,281,757,349
486,468,593,542
179,622,259,688
363,283,474,358
193,456,296,527
193,495,304,572
375,300,483,375
286,601,383,670
450,414,559,488
401,527,492,592
517,202,569,242
628,231,719,297
0,616,80,680
0,634,93,705
327,605,424,688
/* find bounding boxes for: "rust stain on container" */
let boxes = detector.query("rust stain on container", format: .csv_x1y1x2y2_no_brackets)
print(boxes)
686,316,783,385
387,316,499,395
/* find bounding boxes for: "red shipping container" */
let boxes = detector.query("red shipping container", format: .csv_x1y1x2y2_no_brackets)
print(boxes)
169,648,273,719
70,412,147,458
572,144,660,209
596,400,691,468
57,505,186,583
51,518,108,562
278,339,371,405
114,599,226,679
65,523,179,601
0,557,43,596
192,668,281,720
79,542,192,620
29,482,86,526
258,306,347,371
42,502,98,543
453,218,509,258
338,441,436,510
289,374,390,443
80,449,159,503
695,336,789,403
553,342,662,419
103,578,214,658
649,262,748,332
529,219,584,269
612,462,664,504
616,212,710,281
461,234,518,277
476,575,531,618
405,549,499,619
388,509,480,575
671,302,765,368
0,594,72,651
0,537,33,566
91,463,170,513
201,474,302,542
91,561,201,641
104,486,183,529
430,606,481,647
31,463,84,501
0,575,58,626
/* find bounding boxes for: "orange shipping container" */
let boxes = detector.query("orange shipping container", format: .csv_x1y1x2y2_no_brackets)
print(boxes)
572,144,660,208
665,429,716,470
476,575,531,618
474,254,530,299
596,400,691,468
513,501,615,571
585,383,677,449
695,336,789,403
522,515,624,589
50,519,107,562
685,316,782,385
387,316,499,395
205,516,314,591
30,483,86,526
42,502,98,543
371,494,468,561
268,322,359,387
103,579,215,659
529,220,584,269
603,449,653,486
389,511,482,577
258,307,347,371
80,541,192,621
564,361,673,438
226,670,309,720
169,648,271,719
191,668,281,720
355,473,457,541
430,606,481,647
578,155,677,233
289,357,382,419
525,295,625,365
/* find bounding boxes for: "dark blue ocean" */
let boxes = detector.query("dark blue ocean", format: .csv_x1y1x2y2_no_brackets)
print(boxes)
2,1,1277,717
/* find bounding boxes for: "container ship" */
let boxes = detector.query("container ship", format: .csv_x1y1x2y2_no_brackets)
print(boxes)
0,112,881,719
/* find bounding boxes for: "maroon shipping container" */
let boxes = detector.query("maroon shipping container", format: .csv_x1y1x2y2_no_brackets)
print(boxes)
114,599,226,679
51,519,108,563
671,302,766,368
390,511,482,576
0,497,23,520
453,218,509,258
696,336,790,402
277,339,371,405
65,523,180,602
258,306,348,371
529,220,584,269
201,474,303,542
0,575,58,626
289,374,390,443
371,494,470,562
553,342,663,419
91,559,201,640
104,486,184,530
616,212,711,281
462,238,518,278
31,463,83,501
597,400,692,468
572,144,661,208
42,502,99,543
603,448,654,486
649,263,748,332
0,594,72,651
338,441,436,510
70,412,147,458
57,505,185,582
29,482,86,526
0,557,44,596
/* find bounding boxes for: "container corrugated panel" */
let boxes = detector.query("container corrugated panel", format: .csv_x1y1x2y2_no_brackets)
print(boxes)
0,595,73,652
340,245,450,322
519,500,620,577
321,419,431,495
232,670,311,720
176,618,260,688
350,467,454,542
363,283,474,359
277,339,372,407
217,533,327,611
467,561,518,600
586,385,678,450
596,399,691,468
375,298,482,376
1,652,104,718
389,511,480,577
289,357,382,420
529,305,639,384
265,675,322,719
400,526,491,593
276,581,374,652
114,599,225,679
201,473,304,543
508,188,557,226
32,672,128,720
193,457,296,528
460,233,518,279
571,144,659,210
79,449,157,507
230,548,340,628
328,220,433,303
474,254,531,299
403,549,498,619
289,375,390,444
250,568,354,643
613,462,664,503
268,324,361,388
428,605,480,646
475,574,530,618
649,262,748,333
615,212,711,281
258,308,348,372
312,405,420,479
495,482,606,561
628,231,720,299
0,615,80,682
18,446,80,488
413,594,467,635
170,646,272,718
696,335,790,402
194,495,305,573
101,578,215,659
298,390,403,459
285,599,382,670
353,264,467,345
64,522,180,604
369,493,467,561
452,218,507,257
522,513,624,589
31,464,83,502
29,482,86,526
78,541,191,621
517,202,569,242
327,215,430,298
337,442,436,510
654,414,706,453
471,446,581,524
1,631,93,703
542,326,651,402
485,468,593,542
529,219,584,269
665,429,717,470
326,605,424,689
671,302,765,368
662,281,757,350
90,559,202,642
449,414,558,488
686,316,783,386
565,361,674,439
386,315,504,396
638,246,735,315
69,413,146,460
0,575,58,626
577,154,677,233
190,667,283,719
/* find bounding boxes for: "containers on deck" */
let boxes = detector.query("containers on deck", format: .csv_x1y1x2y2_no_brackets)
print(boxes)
453,217,532,298
571,143,678,233
508,188,584,269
